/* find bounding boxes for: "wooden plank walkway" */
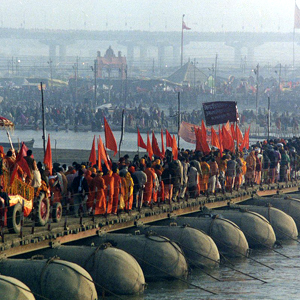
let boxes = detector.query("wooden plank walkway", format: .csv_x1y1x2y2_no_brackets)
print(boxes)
0,181,298,258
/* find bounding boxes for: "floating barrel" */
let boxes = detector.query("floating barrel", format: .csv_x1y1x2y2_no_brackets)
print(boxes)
232,205,298,240
35,244,145,295
125,224,220,269
157,216,249,258
246,196,300,231
0,258,97,300
75,233,189,281
213,209,276,248
0,275,35,300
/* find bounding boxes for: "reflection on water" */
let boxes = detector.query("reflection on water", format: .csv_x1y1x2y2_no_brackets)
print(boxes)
115,241,300,300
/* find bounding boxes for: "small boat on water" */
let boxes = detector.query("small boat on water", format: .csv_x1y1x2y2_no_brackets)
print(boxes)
0,138,34,150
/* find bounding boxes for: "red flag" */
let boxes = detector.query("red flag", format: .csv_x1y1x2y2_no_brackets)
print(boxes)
152,131,163,158
172,135,178,160
201,120,207,141
16,142,28,160
182,21,191,30
239,126,250,152
104,117,117,156
44,134,52,175
219,125,224,155
194,127,203,152
165,129,173,148
137,128,147,149
236,123,243,147
200,125,210,155
161,129,165,157
211,127,220,150
222,125,235,153
97,138,102,171
99,135,110,170
147,132,153,160
89,136,97,167
295,4,300,29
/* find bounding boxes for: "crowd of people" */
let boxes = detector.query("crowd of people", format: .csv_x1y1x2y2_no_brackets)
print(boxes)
1,135,298,218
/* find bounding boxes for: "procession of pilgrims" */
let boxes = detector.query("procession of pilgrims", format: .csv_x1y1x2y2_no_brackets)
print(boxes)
0,135,299,218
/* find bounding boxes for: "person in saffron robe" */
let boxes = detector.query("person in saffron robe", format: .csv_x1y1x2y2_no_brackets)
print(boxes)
245,151,256,187
85,169,94,211
111,163,121,215
125,171,134,211
154,164,164,203
200,157,210,195
91,171,106,215
144,162,155,206
103,166,115,215
119,172,127,211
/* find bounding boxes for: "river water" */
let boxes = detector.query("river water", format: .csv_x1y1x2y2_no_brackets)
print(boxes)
8,129,300,299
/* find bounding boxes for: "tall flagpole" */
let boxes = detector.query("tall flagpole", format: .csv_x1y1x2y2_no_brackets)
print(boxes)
181,14,184,67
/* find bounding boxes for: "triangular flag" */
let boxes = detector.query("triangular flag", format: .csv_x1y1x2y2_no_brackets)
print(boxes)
200,124,210,155
99,135,110,170
222,125,235,153
236,123,243,147
104,117,118,156
219,125,224,155
194,127,202,152
231,123,236,141
97,138,102,171
137,128,147,149
89,136,97,167
172,135,178,160
147,132,153,160
211,127,220,150
182,20,191,30
201,120,207,141
165,129,173,148
44,134,52,175
161,129,165,158
152,131,163,158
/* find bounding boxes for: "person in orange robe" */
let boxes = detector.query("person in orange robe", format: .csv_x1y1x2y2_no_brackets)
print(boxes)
154,164,164,203
112,163,121,215
144,162,155,206
200,157,210,195
103,167,115,215
125,171,134,211
85,170,94,211
91,171,106,215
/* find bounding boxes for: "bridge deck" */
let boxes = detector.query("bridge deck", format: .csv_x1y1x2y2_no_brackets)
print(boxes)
0,181,298,258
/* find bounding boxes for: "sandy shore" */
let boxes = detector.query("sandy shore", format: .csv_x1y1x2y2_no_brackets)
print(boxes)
32,148,143,166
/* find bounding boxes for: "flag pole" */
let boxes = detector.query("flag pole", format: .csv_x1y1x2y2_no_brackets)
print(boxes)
181,14,184,67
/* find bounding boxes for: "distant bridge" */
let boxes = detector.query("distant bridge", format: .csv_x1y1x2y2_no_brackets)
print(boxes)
0,27,298,67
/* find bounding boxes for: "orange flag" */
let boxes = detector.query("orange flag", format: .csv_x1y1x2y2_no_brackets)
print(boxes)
172,135,178,160
239,126,250,152
97,137,102,171
200,121,210,155
99,135,110,170
201,120,207,141
104,117,118,156
152,131,163,158
211,127,220,150
137,128,147,149
219,125,224,155
231,123,236,141
89,136,97,167
165,129,173,148
161,129,165,157
44,134,52,175
194,127,202,152
222,125,235,153
147,132,153,160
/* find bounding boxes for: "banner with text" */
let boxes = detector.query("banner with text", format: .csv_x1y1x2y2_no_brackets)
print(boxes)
203,101,239,126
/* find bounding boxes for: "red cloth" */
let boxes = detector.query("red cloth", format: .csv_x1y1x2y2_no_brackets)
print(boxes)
165,129,173,148
147,132,153,160
89,136,97,166
98,135,110,170
44,134,52,175
137,128,147,149
104,117,117,156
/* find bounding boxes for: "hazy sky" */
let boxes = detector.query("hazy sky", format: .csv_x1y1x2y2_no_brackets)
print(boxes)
0,0,298,32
